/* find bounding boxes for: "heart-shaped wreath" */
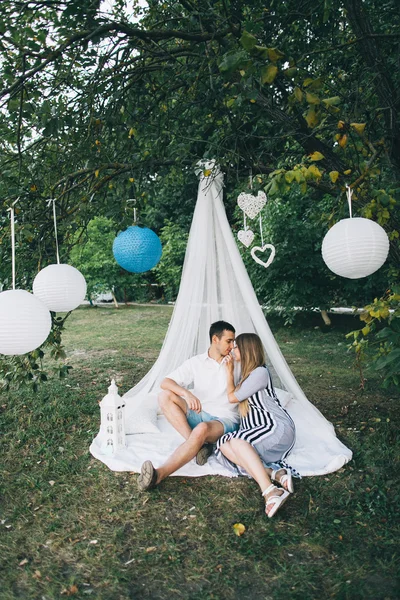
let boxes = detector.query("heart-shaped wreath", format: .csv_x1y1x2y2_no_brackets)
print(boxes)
237,229,255,248
250,244,276,269
237,191,267,220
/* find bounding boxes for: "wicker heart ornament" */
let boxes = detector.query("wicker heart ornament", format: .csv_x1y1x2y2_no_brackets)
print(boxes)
251,244,276,268
237,229,255,248
237,191,267,219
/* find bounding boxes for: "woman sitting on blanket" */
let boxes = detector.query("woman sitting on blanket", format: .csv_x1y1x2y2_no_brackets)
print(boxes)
215,332,297,518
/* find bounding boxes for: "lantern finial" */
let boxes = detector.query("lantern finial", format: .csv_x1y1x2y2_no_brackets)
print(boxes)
109,379,118,394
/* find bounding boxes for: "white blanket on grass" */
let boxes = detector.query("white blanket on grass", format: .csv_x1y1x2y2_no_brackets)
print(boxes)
89,389,351,477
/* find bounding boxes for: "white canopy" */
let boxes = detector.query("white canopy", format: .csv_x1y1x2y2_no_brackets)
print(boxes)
90,164,352,477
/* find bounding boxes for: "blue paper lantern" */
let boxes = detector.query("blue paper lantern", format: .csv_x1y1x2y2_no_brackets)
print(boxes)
112,226,162,273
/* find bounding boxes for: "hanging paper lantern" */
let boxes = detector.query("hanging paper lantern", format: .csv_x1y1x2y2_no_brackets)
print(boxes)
322,217,390,279
0,289,52,355
113,226,162,273
33,264,87,312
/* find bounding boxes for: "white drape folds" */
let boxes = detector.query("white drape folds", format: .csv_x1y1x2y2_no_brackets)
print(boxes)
90,165,352,476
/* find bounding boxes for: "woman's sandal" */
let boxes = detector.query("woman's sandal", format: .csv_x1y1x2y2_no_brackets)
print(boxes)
262,484,290,518
271,468,294,494
138,460,158,491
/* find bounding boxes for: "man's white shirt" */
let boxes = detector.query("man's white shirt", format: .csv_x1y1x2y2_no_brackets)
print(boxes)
166,352,240,424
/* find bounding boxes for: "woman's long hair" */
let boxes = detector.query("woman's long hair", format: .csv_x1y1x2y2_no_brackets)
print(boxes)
235,333,265,417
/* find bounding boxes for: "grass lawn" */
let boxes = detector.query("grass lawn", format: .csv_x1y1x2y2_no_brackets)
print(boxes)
0,305,399,600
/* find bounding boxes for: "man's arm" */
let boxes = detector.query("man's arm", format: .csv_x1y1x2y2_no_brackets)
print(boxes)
160,377,202,413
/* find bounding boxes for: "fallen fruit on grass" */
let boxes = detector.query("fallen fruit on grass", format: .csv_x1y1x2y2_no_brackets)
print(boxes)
233,523,246,536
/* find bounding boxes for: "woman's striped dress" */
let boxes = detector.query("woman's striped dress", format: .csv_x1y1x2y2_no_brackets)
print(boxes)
215,366,296,476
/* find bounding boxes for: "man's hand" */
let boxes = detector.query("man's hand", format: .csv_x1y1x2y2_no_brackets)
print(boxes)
183,391,202,413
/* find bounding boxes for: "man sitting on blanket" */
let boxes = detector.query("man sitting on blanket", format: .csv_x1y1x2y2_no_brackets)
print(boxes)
138,320,240,491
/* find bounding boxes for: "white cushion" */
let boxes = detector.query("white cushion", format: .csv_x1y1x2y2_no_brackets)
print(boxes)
275,388,293,407
124,395,160,435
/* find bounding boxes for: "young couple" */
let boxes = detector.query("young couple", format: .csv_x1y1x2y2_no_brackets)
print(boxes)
138,320,296,518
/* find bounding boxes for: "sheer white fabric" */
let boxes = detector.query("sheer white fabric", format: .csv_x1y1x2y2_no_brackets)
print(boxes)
90,165,352,476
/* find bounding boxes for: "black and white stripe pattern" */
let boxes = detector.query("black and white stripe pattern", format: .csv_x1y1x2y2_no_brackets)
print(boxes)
216,368,295,454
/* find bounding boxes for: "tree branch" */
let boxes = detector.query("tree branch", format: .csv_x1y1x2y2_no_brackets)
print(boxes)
0,21,232,102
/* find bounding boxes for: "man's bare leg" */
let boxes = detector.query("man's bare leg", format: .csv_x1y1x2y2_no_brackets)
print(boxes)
155,420,223,484
138,420,224,490
158,390,192,440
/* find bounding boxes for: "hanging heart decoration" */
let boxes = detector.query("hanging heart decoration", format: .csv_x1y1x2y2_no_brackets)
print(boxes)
237,191,267,220
237,229,255,248
251,244,276,269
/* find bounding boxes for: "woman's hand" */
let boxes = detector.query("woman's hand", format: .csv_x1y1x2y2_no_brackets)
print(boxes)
224,354,238,403
224,353,235,374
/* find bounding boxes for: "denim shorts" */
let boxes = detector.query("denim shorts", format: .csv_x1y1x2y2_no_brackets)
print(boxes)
186,408,238,435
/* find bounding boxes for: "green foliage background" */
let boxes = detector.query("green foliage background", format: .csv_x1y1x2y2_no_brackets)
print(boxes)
0,0,399,386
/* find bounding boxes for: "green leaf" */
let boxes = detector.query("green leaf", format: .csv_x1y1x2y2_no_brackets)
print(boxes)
306,92,320,105
304,106,319,128
329,171,340,183
322,96,341,106
374,348,400,369
303,77,323,90
261,64,278,85
285,171,296,183
252,45,269,59
375,327,400,342
240,30,258,51
267,48,285,62
283,67,297,78
294,169,305,184
350,122,366,135
306,164,322,179
294,87,303,102
219,51,249,73
309,151,324,161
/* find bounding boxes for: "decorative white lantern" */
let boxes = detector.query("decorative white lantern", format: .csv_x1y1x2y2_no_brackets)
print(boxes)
0,289,52,355
99,380,126,456
322,217,390,279
33,264,87,312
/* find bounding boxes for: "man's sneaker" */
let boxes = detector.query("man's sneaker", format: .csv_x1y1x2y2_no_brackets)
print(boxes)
196,443,213,466
138,460,158,491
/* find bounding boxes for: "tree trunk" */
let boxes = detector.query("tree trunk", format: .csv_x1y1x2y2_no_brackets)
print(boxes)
111,290,119,308
343,0,400,178
320,309,332,326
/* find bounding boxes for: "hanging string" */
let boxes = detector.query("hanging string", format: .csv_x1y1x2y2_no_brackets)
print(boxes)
126,198,137,224
259,213,264,247
7,199,19,290
243,168,253,232
346,184,353,219
46,198,60,264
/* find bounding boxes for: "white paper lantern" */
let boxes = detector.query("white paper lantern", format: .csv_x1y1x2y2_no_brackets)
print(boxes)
33,264,87,312
322,217,390,279
0,289,52,355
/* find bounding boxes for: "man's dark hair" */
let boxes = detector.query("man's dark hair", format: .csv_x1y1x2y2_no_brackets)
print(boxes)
209,320,235,343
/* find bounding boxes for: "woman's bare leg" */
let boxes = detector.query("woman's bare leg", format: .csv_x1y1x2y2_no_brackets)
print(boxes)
265,467,291,491
219,438,284,504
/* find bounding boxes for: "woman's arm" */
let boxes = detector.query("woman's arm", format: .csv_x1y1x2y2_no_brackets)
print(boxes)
225,355,240,403
234,367,271,402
